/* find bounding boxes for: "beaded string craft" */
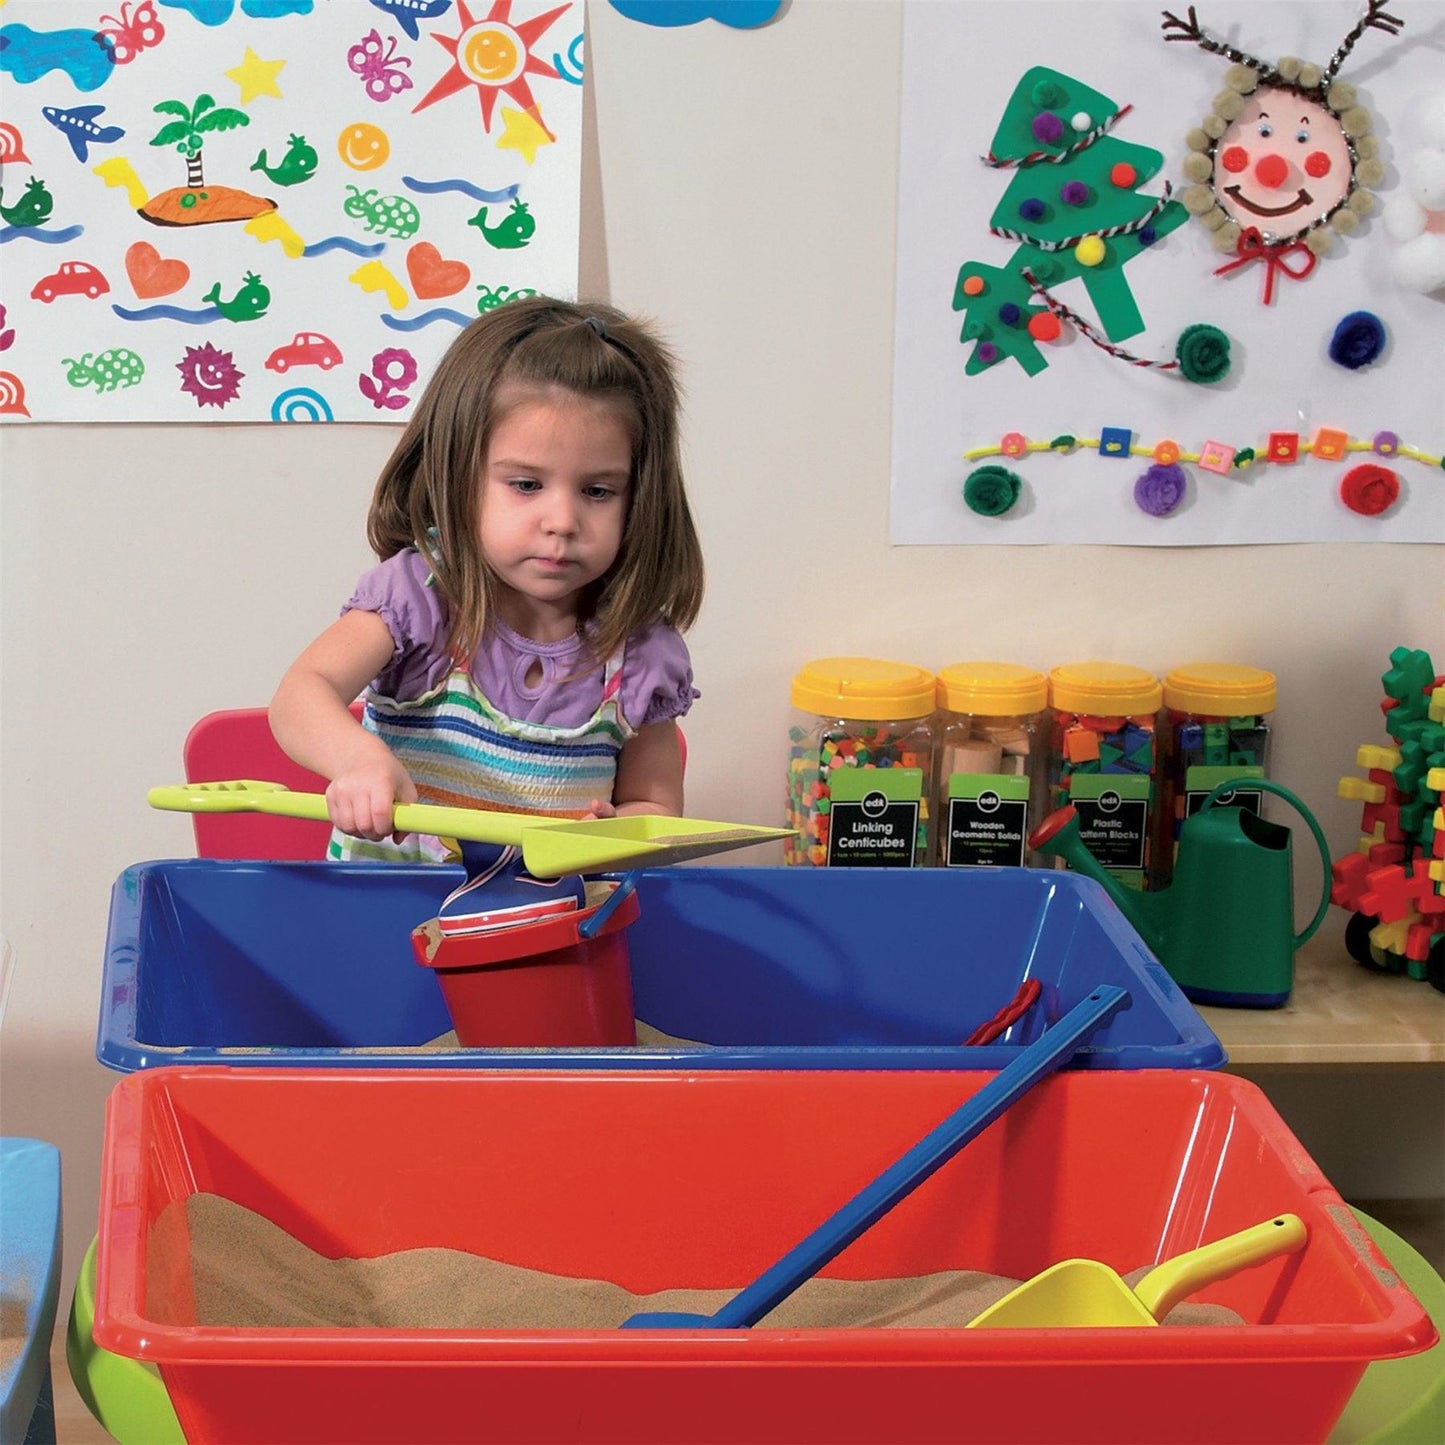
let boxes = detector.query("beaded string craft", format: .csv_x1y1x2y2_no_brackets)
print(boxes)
1162,2,1401,303
962,426,1441,520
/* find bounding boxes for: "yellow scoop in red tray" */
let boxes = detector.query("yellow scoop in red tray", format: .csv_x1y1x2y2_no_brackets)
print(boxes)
148,780,793,878
967,1214,1307,1328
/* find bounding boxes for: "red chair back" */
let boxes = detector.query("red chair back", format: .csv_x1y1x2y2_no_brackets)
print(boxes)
182,706,361,860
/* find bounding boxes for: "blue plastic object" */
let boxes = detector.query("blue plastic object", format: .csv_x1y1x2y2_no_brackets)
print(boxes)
98,861,1222,1072
0,1138,62,1445
623,985,1129,1328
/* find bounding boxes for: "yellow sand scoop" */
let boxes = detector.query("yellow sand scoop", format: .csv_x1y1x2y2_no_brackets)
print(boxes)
967,1214,1307,1328
149,780,793,878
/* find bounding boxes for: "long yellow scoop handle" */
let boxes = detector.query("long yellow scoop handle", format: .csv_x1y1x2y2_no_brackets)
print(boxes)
1133,1213,1307,1321
148,781,533,844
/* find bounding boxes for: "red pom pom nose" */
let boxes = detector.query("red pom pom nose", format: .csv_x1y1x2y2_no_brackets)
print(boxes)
1254,152,1289,189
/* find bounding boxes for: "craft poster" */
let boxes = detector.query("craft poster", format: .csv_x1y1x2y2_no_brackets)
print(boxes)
0,0,584,423
891,0,1445,545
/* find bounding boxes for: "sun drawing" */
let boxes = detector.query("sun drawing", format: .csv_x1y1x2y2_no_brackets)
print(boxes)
414,0,569,133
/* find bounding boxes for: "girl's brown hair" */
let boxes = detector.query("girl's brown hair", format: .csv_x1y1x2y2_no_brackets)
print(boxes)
367,295,704,666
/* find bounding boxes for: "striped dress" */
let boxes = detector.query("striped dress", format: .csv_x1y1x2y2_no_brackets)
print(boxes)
329,645,632,864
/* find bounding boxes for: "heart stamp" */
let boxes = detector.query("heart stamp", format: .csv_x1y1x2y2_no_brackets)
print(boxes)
406,242,470,300
125,241,189,298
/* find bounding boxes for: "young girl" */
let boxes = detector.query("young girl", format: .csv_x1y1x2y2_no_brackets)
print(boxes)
270,296,705,862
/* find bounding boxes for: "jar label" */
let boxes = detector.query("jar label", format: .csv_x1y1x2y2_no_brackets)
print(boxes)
1185,764,1265,819
826,766,923,867
945,773,1028,867
1069,775,1150,872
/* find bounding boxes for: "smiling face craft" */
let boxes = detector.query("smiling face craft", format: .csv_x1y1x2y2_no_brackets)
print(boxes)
1163,2,1400,303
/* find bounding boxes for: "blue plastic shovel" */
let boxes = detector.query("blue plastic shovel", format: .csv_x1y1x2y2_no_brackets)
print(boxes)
622,983,1130,1329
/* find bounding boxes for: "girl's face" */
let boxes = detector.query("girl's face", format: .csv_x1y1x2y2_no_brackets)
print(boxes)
1213,88,1354,239
477,389,633,638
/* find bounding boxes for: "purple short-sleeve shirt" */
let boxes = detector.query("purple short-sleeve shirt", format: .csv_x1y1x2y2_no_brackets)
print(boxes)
342,549,698,730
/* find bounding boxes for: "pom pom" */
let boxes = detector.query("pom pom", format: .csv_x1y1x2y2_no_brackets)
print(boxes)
1326,82,1357,112
1182,184,1217,215
1357,158,1386,188
1110,162,1137,187
1186,127,1213,153
1307,228,1334,254
1331,208,1360,235
1391,233,1445,293
963,465,1022,517
998,301,1022,326
1224,63,1259,94
1340,463,1400,516
1018,196,1047,221
1212,223,1242,252
1297,63,1322,91
1031,257,1061,283
1175,323,1231,384
1060,180,1090,206
1200,205,1230,231
1348,189,1375,216
1182,152,1213,183
1213,90,1244,121
1406,147,1445,209
1032,111,1064,144
1277,56,1302,82
961,273,985,296
1070,110,1092,132
1328,311,1386,369
1203,113,1228,139
1342,106,1373,138
1356,134,1380,161
1031,80,1064,108
1028,311,1062,341
1138,224,1158,246
976,341,999,364
1134,463,1188,517
1074,235,1106,266
1383,193,1427,241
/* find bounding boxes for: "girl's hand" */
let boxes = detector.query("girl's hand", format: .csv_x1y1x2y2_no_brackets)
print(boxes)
326,752,418,841
582,798,619,821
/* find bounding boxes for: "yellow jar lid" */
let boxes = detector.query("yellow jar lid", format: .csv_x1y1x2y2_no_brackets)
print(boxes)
1048,661,1162,715
936,661,1047,715
791,657,937,719
1163,662,1277,715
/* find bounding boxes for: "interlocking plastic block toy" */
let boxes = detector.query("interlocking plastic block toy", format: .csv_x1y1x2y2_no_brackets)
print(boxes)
1334,647,1443,991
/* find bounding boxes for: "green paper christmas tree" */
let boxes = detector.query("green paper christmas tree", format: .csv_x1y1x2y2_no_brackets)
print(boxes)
954,67,1188,378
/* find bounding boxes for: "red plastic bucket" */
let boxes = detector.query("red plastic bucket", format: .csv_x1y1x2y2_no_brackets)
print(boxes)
412,883,640,1047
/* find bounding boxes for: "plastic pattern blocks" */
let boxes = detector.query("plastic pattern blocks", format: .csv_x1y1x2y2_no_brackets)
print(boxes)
1331,647,1445,990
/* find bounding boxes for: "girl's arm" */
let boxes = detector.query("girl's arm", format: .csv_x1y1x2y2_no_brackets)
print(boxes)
591,718,684,818
269,609,417,840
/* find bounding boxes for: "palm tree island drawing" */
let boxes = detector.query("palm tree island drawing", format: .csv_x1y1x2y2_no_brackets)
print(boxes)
142,92,276,227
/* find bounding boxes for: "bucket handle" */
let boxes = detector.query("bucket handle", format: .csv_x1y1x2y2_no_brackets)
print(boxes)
1199,778,1333,950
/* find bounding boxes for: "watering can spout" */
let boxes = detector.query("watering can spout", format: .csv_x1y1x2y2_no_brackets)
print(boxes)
1028,806,1164,951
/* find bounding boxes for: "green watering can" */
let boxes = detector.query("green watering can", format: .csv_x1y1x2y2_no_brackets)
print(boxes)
1030,779,1333,1008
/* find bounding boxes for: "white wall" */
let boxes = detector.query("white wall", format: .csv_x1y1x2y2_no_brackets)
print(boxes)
2,0,1441,1312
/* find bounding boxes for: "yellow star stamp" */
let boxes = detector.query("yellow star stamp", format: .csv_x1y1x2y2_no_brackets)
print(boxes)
227,47,286,106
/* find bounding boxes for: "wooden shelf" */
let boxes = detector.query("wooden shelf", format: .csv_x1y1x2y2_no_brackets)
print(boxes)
1196,914,1445,1067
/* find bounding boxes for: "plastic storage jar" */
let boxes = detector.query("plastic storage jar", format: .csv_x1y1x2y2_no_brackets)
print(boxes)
1154,662,1276,889
785,657,937,867
1046,662,1163,891
934,662,1049,868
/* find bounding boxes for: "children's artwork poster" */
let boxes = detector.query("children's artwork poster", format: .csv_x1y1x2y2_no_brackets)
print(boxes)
0,0,584,423
891,0,1445,546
